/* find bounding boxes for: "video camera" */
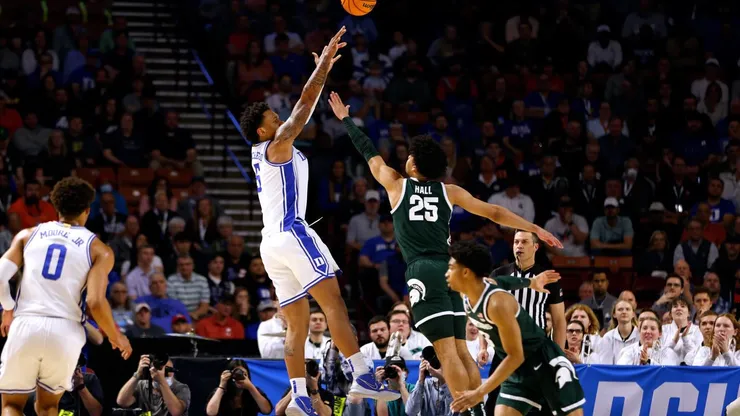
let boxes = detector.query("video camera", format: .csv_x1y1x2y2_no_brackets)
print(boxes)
143,353,174,378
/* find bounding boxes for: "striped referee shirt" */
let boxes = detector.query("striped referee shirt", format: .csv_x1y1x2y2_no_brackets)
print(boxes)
492,263,563,329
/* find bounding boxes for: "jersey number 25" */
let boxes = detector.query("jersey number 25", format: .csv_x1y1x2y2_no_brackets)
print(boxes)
409,195,438,222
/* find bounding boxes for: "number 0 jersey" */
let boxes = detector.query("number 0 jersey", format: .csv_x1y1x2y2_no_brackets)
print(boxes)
251,141,309,236
390,178,452,264
17,221,96,322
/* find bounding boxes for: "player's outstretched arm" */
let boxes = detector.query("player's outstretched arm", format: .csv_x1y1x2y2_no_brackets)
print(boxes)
272,26,346,149
87,239,132,359
492,270,561,293
451,293,524,412
445,184,564,248
328,92,403,196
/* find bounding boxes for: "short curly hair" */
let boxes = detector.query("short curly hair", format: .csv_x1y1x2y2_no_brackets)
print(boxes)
240,102,271,143
408,135,447,180
448,241,492,278
50,177,96,219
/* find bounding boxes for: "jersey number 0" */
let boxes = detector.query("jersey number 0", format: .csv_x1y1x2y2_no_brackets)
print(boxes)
41,244,68,281
409,195,438,222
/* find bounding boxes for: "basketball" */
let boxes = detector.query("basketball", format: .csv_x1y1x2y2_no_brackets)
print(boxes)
341,0,376,16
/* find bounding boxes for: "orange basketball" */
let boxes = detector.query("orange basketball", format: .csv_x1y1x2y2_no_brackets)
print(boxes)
341,0,376,16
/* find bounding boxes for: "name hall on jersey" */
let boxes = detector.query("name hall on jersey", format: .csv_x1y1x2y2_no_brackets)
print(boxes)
415,185,432,195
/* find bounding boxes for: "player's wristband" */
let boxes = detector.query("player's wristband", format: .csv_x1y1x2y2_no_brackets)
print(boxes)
343,117,380,162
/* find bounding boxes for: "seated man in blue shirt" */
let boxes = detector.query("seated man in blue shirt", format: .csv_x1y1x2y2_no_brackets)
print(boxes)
135,272,191,332
590,197,634,255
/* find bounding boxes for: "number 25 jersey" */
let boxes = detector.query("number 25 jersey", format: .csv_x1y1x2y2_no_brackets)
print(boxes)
390,178,452,264
16,221,96,322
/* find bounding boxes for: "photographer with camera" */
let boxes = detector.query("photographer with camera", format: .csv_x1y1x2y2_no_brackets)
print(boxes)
405,347,452,416
116,354,191,416
206,359,272,416
374,359,413,416
275,360,332,416
24,354,104,416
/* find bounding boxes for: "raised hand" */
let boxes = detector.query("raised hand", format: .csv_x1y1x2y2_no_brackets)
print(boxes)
312,26,347,70
328,91,350,119
536,227,564,249
451,389,484,413
531,270,561,294
111,333,133,360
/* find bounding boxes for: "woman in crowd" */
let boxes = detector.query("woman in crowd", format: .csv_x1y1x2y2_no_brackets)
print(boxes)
564,320,601,364
109,281,134,329
188,197,220,251
566,304,602,351
40,129,74,186
206,359,273,416
661,298,703,364
686,310,719,365
234,287,259,340
637,230,673,276
599,300,639,364
236,40,274,102
691,314,739,367
139,176,179,213
617,316,679,365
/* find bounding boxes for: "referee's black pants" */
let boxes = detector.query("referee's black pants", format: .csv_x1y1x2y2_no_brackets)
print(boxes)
485,354,553,416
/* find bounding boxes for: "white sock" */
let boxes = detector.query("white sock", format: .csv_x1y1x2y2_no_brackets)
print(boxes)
347,352,370,378
290,377,307,398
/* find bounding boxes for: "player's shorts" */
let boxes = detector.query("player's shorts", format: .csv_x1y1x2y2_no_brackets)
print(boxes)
0,316,85,394
260,222,340,307
496,341,586,416
405,256,465,343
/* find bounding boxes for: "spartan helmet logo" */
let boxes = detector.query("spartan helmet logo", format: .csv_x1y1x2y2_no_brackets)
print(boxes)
407,279,426,307
549,356,578,389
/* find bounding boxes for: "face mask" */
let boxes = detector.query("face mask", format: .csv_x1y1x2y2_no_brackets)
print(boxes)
152,377,174,389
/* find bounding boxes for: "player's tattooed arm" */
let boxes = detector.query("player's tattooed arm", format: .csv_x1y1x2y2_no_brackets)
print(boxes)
273,27,346,145
284,345,295,356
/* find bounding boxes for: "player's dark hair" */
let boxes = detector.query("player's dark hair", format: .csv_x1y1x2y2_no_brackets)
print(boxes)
448,241,492,278
50,177,96,219
240,102,271,143
408,135,447,180
368,315,389,328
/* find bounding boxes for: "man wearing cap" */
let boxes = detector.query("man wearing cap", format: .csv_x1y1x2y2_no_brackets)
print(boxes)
359,214,405,310
590,197,634,255
171,314,193,334
195,295,245,340
587,25,623,72
125,303,167,338
256,299,278,322
136,272,191,332
692,58,729,109
544,195,589,257
346,189,381,251
257,303,288,358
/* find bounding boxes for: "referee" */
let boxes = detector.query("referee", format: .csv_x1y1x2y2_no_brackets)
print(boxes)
483,230,566,416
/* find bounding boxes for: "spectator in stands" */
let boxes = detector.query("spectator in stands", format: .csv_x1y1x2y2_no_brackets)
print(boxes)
187,197,219,252
110,281,134,329
487,176,535,224
196,295,245,340
544,195,589,257
582,272,618,328
122,77,146,113
13,110,51,159
206,359,273,416
86,191,126,242
468,155,506,202
141,191,180,250
234,287,258,339
698,83,727,126
702,272,731,314
385,59,433,110
388,309,431,359
637,230,673,277
467,319,494,365
598,118,634,175
720,156,740,209
116,356,191,415
693,178,736,224
151,110,203,176
7,180,57,228
426,24,464,67
600,300,638,364
651,275,685,318
690,314,739,367
234,40,274,101
171,314,193,335
587,25,622,72
102,31,135,80
621,158,654,220
136,272,191,333
139,176,179,214
263,15,304,55
661,297,703,363
103,112,148,167
565,304,602,348
22,29,59,76
674,218,719,280
108,214,138,273
587,102,627,140
405,353,452,416
100,17,136,53
564,320,600,365
506,20,540,71
210,215,234,254
125,303,166,338
305,309,330,360
684,202,727,246
590,197,634,255
711,235,740,300
268,35,306,86
0,94,21,137
657,155,697,214
617,316,679,365
359,214,400,304
39,129,74,186
126,244,158,300
177,176,223,222
346,189,381,252
686,310,718,364
257,305,287,358
223,235,249,281
691,58,729,109
0,32,22,75
206,253,234,306
577,281,593,302
168,254,211,320
257,300,278,323
360,315,412,362
241,256,273,305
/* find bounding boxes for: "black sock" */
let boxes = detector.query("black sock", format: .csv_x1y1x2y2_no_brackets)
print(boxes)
473,402,487,416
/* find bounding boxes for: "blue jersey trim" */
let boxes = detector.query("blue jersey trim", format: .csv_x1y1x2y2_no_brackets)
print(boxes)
263,141,293,167
85,234,96,268
23,227,40,251
281,162,297,231
290,220,330,277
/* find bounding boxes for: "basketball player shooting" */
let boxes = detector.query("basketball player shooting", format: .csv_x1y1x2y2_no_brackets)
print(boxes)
328,92,563,415
239,27,399,416
0,177,132,416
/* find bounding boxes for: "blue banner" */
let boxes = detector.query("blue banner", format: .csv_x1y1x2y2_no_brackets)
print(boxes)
244,360,740,415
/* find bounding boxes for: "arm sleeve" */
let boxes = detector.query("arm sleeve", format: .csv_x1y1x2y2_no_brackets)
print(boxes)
546,281,564,304
493,275,533,291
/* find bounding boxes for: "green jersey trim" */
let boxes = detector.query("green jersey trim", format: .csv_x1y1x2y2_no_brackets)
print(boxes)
440,183,453,210
390,178,407,214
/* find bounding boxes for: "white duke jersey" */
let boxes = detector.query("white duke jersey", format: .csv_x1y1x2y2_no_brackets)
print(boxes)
16,221,96,322
251,141,309,235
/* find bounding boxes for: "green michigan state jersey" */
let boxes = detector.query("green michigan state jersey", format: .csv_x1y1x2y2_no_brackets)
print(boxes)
464,282,546,361
390,178,452,264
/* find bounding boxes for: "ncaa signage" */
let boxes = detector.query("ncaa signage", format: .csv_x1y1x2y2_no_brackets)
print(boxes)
577,365,740,415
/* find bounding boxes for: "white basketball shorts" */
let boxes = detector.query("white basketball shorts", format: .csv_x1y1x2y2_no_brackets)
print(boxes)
260,221,340,307
0,316,86,394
